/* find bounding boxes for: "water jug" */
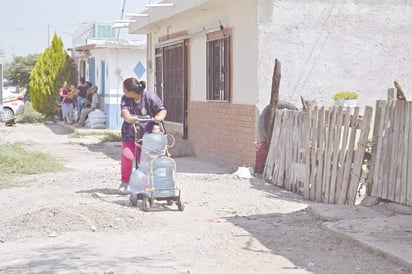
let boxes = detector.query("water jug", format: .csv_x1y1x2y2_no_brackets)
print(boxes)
129,168,148,194
139,126,167,173
152,156,177,198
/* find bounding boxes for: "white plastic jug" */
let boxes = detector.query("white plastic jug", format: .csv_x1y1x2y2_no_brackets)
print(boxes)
139,128,167,172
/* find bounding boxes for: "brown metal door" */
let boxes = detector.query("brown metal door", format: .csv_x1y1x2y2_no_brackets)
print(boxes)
155,41,188,138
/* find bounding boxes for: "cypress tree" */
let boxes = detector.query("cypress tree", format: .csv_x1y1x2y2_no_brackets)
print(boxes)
30,33,72,118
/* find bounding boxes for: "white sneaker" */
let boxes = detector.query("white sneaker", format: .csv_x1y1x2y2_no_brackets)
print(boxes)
118,182,129,195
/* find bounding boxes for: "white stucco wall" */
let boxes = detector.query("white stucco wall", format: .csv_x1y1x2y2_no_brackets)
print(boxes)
86,47,146,128
257,0,412,111
144,0,257,105
90,48,146,94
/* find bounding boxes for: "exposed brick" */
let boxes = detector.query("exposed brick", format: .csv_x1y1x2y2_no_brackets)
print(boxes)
188,102,256,168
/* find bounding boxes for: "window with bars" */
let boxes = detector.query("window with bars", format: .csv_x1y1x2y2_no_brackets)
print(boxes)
207,35,230,101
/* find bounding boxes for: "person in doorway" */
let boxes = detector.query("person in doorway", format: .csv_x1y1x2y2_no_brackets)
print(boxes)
118,78,167,194
75,85,100,127
83,81,93,108
76,77,89,121
59,81,74,124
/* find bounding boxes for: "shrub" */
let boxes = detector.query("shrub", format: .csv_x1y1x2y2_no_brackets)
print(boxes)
16,102,47,124
333,91,359,100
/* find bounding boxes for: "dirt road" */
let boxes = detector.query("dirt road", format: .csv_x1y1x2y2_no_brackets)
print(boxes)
0,123,408,273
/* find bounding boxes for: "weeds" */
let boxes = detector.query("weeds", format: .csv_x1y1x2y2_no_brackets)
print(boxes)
16,102,47,124
0,143,64,189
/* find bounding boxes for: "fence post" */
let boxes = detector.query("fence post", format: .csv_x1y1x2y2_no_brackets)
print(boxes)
387,88,396,101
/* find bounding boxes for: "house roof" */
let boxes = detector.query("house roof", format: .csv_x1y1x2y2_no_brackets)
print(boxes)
71,41,145,52
128,0,211,34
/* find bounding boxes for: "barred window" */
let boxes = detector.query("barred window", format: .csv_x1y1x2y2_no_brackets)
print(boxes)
207,35,230,101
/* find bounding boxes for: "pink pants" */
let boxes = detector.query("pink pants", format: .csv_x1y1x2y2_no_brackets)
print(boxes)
121,142,142,183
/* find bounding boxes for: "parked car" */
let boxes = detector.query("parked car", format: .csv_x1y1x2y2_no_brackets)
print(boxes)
1,90,25,122
2,80,19,94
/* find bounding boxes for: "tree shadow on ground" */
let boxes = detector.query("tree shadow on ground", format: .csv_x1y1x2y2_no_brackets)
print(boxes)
45,122,74,135
80,142,122,161
248,177,306,204
222,177,405,273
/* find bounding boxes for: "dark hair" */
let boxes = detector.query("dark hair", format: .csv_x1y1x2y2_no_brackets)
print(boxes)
123,78,146,94
80,77,86,84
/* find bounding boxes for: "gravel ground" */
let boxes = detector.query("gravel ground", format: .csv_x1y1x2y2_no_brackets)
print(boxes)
0,123,408,273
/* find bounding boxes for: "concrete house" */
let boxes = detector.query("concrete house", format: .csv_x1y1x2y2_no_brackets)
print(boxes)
127,0,412,169
71,22,147,129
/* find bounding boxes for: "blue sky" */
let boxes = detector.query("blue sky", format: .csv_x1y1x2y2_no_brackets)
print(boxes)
0,0,153,62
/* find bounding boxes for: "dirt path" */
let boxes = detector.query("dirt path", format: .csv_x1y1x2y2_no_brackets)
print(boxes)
0,123,408,273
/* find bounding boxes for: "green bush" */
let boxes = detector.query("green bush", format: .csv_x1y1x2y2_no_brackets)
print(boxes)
16,102,47,124
333,91,359,100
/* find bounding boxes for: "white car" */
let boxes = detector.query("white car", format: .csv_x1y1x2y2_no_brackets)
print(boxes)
1,89,25,122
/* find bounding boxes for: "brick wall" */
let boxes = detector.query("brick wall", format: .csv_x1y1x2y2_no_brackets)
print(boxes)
188,101,256,169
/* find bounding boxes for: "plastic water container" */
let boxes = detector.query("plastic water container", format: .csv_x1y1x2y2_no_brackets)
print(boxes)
152,156,177,198
139,128,167,173
129,168,148,194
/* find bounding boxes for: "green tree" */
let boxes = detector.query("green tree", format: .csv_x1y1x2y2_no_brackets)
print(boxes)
30,33,72,118
4,54,40,88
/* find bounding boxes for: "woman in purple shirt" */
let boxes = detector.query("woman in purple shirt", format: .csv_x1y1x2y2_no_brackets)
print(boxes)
119,78,167,194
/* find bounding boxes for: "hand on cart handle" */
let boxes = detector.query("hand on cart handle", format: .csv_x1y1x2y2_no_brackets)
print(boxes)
130,114,167,135
128,115,154,124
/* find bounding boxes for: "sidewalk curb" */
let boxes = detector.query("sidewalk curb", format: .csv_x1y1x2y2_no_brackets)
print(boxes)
307,205,412,272
324,222,412,273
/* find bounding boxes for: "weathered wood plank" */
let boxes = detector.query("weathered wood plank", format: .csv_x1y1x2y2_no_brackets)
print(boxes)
380,100,395,199
329,107,344,203
347,106,373,205
339,107,360,204
309,107,319,201
336,107,352,204
284,111,293,190
323,107,336,203
304,107,313,200
320,108,330,203
373,101,388,197
315,107,326,202
263,109,283,182
407,102,412,206
370,100,385,196
276,111,288,187
387,101,398,201
398,101,408,204
266,59,281,144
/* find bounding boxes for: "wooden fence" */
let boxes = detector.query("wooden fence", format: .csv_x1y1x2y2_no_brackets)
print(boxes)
264,106,373,205
263,110,307,193
370,100,412,206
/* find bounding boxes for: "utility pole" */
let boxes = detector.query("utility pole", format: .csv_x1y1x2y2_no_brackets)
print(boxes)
48,24,50,47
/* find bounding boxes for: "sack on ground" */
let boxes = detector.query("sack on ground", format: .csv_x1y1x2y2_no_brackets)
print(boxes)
85,109,107,129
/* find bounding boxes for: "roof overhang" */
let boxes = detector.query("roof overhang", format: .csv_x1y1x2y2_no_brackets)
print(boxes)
70,42,145,52
128,0,211,34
